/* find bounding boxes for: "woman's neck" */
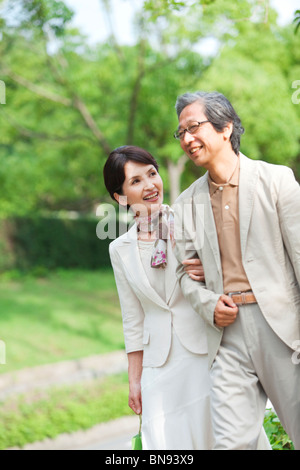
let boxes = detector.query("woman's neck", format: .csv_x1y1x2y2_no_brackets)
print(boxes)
134,205,162,241
138,231,157,241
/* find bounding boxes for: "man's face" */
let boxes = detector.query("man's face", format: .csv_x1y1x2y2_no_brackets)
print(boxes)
178,101,231,168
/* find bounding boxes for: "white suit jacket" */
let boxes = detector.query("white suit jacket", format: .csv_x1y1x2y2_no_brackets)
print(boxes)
174,153,300,368
109,223,208,367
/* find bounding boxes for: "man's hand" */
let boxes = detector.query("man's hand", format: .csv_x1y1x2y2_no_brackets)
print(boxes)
214,294,239,327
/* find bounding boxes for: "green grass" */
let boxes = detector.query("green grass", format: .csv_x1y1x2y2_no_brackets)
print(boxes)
0,269,124,373
264,409,294,450
0,372,133,450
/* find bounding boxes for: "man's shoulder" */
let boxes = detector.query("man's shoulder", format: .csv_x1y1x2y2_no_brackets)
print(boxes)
241,153,295,181
241,154,292,174
174,173,208,205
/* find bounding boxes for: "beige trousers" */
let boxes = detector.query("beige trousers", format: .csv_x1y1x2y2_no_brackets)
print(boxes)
210,303,300,450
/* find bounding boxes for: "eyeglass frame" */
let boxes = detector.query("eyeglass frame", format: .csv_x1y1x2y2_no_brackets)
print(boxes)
173,120,211,140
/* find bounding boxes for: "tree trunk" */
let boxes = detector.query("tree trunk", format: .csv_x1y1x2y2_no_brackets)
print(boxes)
167,154,188,204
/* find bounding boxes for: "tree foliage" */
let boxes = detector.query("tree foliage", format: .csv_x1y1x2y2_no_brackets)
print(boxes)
196,20,300,165
294,9,300,34
0,0,299,217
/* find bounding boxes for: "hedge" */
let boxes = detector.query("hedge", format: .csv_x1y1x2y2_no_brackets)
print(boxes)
0,216,115,272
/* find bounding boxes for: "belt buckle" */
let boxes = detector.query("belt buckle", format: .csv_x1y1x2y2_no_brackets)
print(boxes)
228,291,244,305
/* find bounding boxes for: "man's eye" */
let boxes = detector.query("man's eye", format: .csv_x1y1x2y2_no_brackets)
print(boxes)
188,125,199,134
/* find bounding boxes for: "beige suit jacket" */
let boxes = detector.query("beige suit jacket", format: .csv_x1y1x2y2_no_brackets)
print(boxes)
173,153,300,368
109,223,208,368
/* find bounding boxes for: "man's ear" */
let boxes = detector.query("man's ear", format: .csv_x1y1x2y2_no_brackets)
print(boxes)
114,193,127,206
223,122,233,140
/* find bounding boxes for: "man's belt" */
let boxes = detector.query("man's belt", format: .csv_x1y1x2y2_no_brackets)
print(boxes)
228,291,257,306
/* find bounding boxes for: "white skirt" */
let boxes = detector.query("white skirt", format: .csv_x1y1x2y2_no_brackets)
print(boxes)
141,328,213,450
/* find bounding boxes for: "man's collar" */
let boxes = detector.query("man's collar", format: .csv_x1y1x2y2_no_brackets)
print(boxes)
208,156,240,196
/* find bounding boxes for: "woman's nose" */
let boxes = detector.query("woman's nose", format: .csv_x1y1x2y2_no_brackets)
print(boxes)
144,180,155,190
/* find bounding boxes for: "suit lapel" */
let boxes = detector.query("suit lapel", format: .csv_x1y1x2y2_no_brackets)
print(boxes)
189,155,258,274
239,154,259,258
165,240,178,304
193,175,222,275
118,224,168,309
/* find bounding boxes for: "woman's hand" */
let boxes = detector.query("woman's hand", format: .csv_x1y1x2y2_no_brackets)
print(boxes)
182,258,205,282
128,380,142,415
128,350,143,415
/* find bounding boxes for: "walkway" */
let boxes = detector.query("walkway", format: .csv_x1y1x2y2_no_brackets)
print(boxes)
0,350,135,451
8,415,138,450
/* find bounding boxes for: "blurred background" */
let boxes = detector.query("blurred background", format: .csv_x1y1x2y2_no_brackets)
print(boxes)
0,0,299,450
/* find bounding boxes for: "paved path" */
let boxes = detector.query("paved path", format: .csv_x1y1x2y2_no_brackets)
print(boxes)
8,416,139,451
0,350,128,401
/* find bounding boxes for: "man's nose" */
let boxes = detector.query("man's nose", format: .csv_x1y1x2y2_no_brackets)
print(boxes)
182,130,195,145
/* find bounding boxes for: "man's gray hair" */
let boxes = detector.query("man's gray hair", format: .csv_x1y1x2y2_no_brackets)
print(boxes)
175,91,244,155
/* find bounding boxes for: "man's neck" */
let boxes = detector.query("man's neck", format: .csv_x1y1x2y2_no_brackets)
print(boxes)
208,150,239,184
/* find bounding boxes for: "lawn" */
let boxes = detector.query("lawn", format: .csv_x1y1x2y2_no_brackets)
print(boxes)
0,269,124,373
0,269,293,450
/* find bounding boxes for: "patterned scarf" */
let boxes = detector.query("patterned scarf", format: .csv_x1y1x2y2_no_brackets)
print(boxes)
134,205,174,268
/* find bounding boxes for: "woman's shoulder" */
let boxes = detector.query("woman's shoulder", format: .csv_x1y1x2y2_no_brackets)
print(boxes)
109,223,137,254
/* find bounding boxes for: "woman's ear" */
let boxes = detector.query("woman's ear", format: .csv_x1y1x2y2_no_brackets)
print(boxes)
114,193,127,206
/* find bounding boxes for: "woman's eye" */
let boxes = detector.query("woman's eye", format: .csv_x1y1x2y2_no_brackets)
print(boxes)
132,179,139,185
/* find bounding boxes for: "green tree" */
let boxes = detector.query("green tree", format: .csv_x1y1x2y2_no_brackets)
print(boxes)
0,0,299,218
0,0,211,213
194,20,300,169
294,9,300,34
142,0,300,181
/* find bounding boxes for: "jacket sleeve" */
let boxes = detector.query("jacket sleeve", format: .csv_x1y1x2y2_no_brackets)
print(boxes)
277,167,300,286
173,200,221,331
109,243,145,354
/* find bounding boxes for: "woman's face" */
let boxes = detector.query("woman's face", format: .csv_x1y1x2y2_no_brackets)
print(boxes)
114,161,163,216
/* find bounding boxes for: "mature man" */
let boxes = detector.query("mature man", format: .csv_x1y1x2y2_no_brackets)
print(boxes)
173,91,300,450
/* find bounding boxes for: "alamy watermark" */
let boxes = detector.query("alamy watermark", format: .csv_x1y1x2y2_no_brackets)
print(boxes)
0,340,6,365
96,200,206,251
0,80,6,104
292,80,300,104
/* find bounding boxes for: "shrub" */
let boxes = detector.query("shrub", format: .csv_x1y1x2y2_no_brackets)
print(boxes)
0,216,113,272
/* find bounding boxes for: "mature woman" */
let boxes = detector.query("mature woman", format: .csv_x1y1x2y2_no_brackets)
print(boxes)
103,145,270,451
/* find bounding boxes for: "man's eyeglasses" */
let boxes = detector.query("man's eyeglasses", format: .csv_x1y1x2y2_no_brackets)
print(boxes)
173,120,210,140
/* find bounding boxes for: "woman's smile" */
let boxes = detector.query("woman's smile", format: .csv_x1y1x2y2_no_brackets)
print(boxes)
115,160,163,215
143,191,159,202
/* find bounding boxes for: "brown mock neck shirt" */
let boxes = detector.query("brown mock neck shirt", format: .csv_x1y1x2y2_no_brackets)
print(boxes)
208,157,252,295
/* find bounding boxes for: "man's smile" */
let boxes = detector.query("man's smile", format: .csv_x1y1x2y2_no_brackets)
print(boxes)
190,145,203,155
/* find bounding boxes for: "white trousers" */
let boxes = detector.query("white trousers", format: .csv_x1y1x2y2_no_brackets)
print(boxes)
211,303,300,450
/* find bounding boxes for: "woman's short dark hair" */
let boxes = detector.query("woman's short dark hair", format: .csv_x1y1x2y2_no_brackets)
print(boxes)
103,145,159,202
175,91,244,155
